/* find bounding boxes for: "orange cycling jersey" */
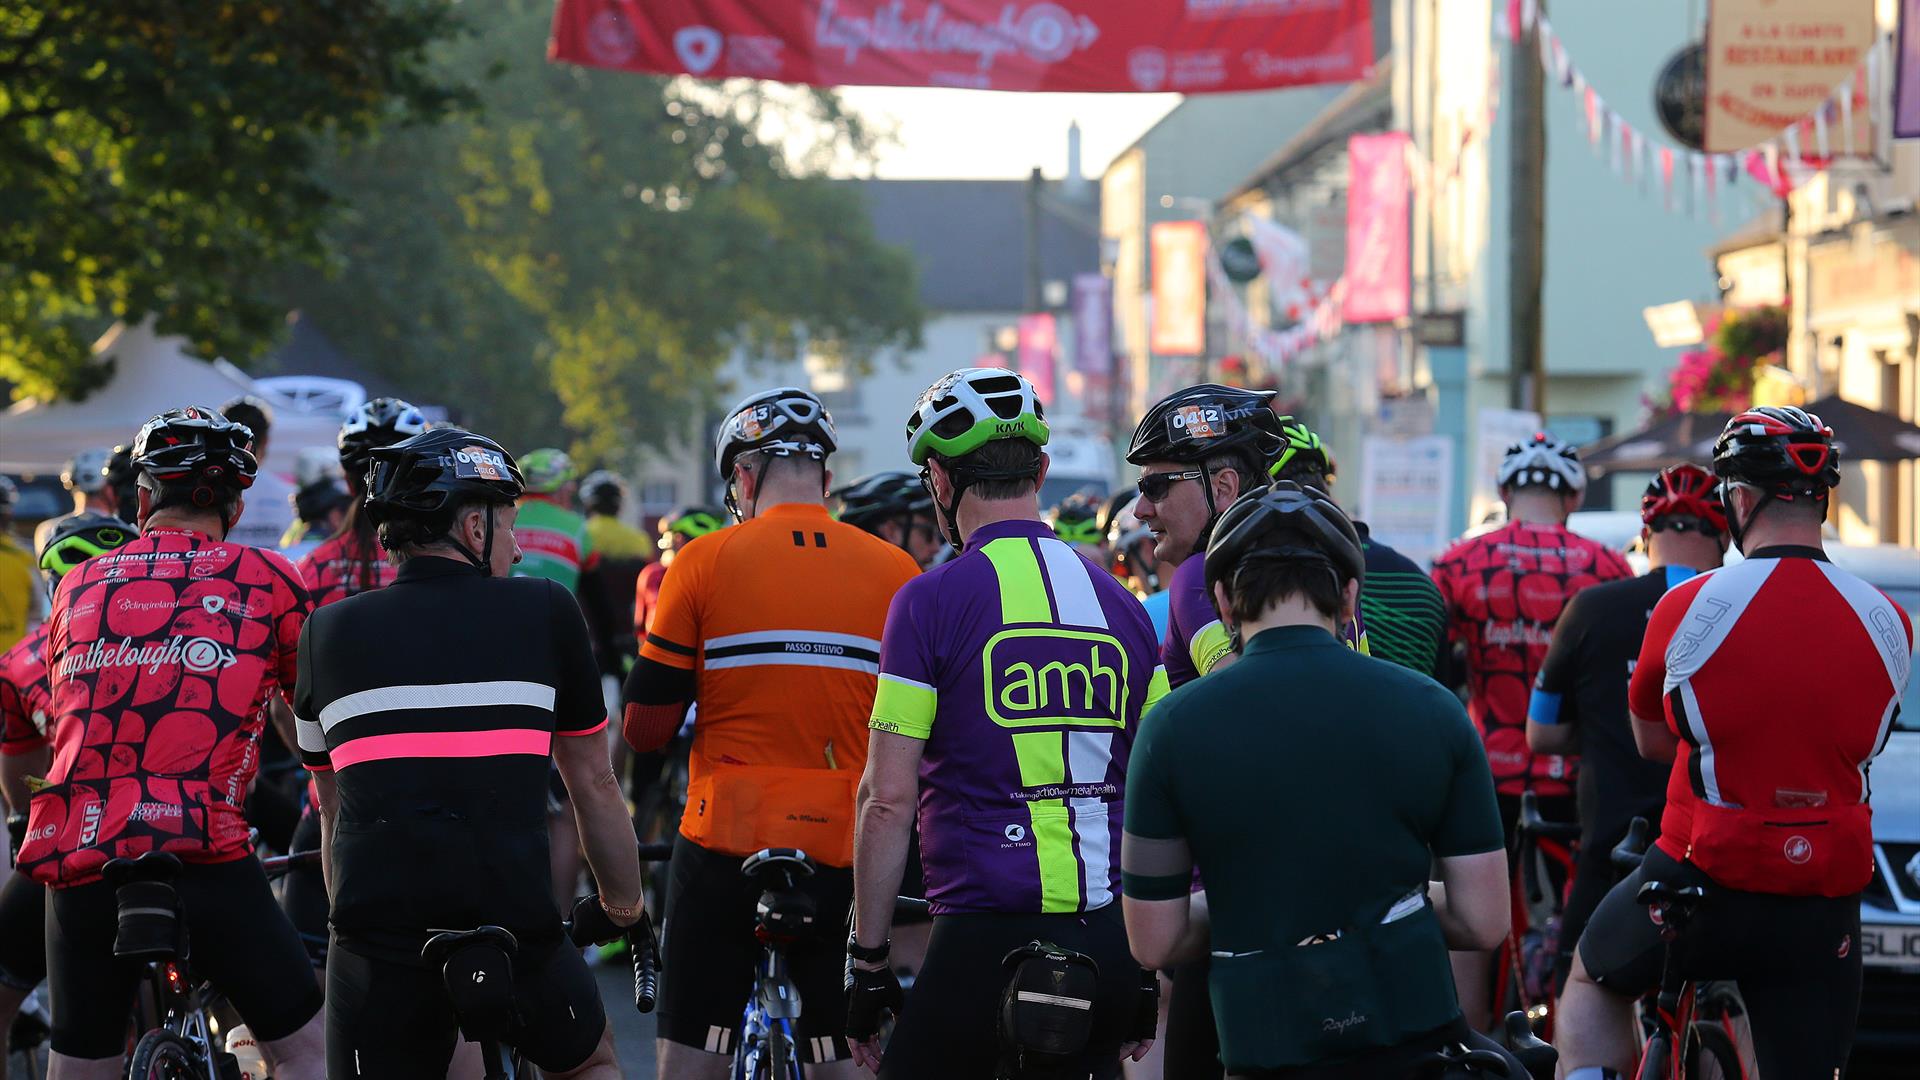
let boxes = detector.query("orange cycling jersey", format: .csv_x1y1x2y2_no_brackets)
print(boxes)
636,503,919,866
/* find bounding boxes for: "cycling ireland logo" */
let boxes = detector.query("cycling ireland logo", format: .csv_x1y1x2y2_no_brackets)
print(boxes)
813,1,1100,74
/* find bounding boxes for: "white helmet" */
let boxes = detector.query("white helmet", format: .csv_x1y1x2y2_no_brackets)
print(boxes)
63,448,114,494
1497,432,1586,494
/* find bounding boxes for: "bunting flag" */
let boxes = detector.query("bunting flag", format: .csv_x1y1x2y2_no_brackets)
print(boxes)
1500,6,1889,213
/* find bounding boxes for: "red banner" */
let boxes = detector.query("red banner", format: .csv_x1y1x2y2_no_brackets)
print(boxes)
1150,222,1208,357
549,0,1372,94
1343,132,1410,325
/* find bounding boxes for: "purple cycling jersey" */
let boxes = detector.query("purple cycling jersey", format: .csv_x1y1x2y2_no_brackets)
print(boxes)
869,519,1169,916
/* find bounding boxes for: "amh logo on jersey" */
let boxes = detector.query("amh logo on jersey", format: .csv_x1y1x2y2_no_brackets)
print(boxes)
984,628,1130,729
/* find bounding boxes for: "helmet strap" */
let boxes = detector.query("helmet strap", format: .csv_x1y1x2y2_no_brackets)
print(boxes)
1192,463,1224,556
922,466,968,551
444,506,498,577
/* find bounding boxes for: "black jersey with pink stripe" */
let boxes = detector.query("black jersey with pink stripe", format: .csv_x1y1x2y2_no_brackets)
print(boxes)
293,555,606,957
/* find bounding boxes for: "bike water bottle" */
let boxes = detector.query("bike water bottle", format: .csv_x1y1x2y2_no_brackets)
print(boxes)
226,1024,271,1080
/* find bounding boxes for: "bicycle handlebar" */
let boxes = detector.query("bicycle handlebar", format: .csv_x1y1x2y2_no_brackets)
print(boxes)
259,849,322,880
1515,791,1580,905
567,895,660,1013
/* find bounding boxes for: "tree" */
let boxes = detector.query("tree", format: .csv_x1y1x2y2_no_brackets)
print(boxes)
276,0,924,460
0,1,465,400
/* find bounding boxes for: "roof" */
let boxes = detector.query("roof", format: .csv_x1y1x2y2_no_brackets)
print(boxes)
1708,212,1783,259
1222,60,1393,205
851,179,1101,312
254,312,405,399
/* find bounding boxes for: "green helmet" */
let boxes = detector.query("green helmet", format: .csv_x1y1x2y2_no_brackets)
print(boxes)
1270,416,1332,482
660,505,727,541
519,448,576,495
1047,493,1105,547
905,368,1049,467
39,517,140,591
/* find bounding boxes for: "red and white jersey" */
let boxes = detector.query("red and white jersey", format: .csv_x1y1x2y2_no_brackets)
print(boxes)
1631,546,1912,896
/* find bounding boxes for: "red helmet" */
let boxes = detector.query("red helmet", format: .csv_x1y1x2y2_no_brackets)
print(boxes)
1641,464,1726,534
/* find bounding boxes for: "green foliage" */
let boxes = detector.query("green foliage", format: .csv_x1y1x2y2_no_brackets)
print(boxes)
278,1,925,461
0,1,465,399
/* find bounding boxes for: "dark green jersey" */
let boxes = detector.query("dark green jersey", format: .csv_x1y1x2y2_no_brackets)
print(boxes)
1356,523,1446,678
1122,624,1503,1069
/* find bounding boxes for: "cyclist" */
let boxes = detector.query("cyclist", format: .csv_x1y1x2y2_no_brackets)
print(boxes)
16,406,325,1079
624,386,918,1079
1122,482,1516,1079
514,448,597,594
1429,432,1631,1026
294,426,645,1077
846,367,1165,1079
296,397,429,609
578,469,651,680
633,505,727,640
1048,491,1109,561
30,447,118,559
1123,385,1288,1078
0,479,32,652
1557,408,1912,1080
1527,465,1728,999
1270,419,1446,677
834,471,943,569
104,445,140,526
1107,494,1174,639
282,478,351,563
0,518,141,1070
220,395,298,551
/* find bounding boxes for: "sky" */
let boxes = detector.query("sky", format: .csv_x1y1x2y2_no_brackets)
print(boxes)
830,87,1181,180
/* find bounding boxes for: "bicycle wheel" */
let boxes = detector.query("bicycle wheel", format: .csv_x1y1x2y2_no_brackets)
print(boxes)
1683,1022,1744,1080
755,1030,799,1080
1635,1033,1672,1080
127,1029,210,1080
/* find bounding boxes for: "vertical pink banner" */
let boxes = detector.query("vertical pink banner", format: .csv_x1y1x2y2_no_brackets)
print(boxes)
1017,313,1057,404
1899,0,1920,138
1070,274,1113,375
1343,132,1411,324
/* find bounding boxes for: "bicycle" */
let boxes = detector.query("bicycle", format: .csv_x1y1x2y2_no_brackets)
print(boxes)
419,841,675,1080
1506,792,1581,1035
731,848,816,1080
1609,818,1748,1080
111,847,320,1080
1419,1012,1558,1078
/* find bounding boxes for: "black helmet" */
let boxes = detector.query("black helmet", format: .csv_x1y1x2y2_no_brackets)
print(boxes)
363,428,524,571
1713,406,1840,497
1204,481,1365,601
131,407,259,523
1126,385,1285,472
714,386,838,484
293,479,353,526
38,517,139,590
105,445,138,519
338,397,430,480
834,471,932,531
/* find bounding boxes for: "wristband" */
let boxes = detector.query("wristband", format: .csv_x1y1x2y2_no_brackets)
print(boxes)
846,935,890,964
600,897,640,922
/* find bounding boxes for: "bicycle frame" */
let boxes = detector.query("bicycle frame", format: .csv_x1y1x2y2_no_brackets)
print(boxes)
733,934,804,1080
138,957,224,1077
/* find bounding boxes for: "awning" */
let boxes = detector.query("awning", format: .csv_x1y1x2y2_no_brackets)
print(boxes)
1582,395,1920,476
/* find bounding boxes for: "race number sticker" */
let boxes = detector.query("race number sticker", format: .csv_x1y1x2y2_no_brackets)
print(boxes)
1170,403,1225,442
454,446,510,481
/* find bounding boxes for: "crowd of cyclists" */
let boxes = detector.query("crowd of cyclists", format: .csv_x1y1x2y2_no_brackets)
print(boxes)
0,367,1907,1080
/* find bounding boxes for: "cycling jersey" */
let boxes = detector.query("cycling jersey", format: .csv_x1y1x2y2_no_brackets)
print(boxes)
0,623,51,757
585,513,655,561
294,528,394,609
18,527,311,887
632,559,667,638
294,556,608,957
0,533,34,652
1629,546,1911,896
1163,554,1233,688
869,518,1167,915
1139,589,1171,642
632,503,918,866
1430,521,1633,796
513,496,595,594
1356,523,1446,678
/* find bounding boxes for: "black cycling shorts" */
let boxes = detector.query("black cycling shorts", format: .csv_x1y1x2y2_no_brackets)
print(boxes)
327,937,606,1077
879,905,1137,1080
1577,845,1862,1078
657,835,852,1062
0,870,46,992
1553,824,1633,997
279,810,329,967
46,855,323,1059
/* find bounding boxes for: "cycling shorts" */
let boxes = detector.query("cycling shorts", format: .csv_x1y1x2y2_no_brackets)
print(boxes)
1164,959,1223,1080
1553,820,1642,996
46,856,322,1059
0,871,46,992
1577,846,1862,1078
879,905,1136,1080
279,810,329,967
658,835,852,1062
327,936,605,1077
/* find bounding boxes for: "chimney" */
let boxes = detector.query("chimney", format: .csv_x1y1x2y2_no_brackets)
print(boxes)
1064,120,1087,197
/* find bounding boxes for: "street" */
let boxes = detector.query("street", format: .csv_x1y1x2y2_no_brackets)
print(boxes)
596,963,660,1079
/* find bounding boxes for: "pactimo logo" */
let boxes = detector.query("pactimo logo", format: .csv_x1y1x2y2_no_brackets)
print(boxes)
984,628,1130,729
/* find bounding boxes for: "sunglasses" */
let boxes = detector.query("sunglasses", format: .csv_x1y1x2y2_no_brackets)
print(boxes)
1136,469,1206,503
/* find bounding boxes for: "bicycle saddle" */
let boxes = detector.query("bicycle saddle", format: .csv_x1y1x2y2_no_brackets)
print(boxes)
1501,1010,1558,1080
1419,1044,1510,1077
422,926,520,1039
741,847,816,882
1610,817,1652,875
103,851,183,886
1635,881,1707,930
